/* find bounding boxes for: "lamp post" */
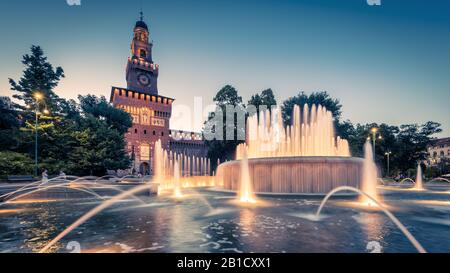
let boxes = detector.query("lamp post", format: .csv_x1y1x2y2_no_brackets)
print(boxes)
32,92,49,177
368,127,382,160
33,93,42,177
385,151,392,177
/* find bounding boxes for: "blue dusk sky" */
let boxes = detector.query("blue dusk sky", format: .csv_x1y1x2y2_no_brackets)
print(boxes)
0,0,449,135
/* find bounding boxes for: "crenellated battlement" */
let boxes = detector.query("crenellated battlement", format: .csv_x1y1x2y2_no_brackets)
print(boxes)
110,87,173,105
169,130,204,141
127,57,159,73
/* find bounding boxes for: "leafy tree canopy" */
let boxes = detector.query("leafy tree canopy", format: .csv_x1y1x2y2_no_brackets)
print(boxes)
0,96,20,129
213,85,243,107
282,91,342,126
248,88,277,114
206,85,245,168
9,45,65,113
2,46,133,176
78,95,132,134
0,151,34,177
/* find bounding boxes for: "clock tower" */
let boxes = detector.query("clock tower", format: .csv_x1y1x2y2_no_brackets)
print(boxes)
126,12,159,95
111,13,208,176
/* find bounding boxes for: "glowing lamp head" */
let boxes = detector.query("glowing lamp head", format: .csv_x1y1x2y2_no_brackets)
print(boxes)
43,109,50,115
34,93,43,101
371,128,378,134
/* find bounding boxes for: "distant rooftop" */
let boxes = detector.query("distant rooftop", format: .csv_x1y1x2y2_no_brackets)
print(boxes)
429,137,450,147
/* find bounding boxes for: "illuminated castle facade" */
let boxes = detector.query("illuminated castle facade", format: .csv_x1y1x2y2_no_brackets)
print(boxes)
110,14,208,175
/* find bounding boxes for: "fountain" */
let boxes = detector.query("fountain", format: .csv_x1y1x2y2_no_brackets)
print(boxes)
415,163,424,191
238,145,256,203
173,158,183,198
154,139,213,195
315,186,426,253
217,105,364,194
359,140,381,205
0,176,148,206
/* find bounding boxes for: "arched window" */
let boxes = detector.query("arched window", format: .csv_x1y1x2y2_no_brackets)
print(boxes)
140,49,147,58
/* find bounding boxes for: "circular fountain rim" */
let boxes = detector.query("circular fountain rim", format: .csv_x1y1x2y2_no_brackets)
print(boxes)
207,187,358,197
220,156,364,166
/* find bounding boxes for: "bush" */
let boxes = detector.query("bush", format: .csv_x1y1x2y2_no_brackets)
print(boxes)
0,151,33,176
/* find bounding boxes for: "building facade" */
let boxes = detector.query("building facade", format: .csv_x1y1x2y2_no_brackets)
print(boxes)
110,15,208,175
427,137,450,166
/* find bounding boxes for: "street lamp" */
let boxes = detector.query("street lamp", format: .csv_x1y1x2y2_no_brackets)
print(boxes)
385,151,392,177
368,127,382,160
32,92,44,177
34,92,43,101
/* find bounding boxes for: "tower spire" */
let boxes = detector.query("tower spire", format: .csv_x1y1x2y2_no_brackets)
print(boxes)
140,10,144,22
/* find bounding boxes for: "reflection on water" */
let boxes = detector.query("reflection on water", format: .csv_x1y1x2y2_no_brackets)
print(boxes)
7,199,62,205
0,186,449,253
0,208,37,214
168,205,203,252
353,213,386,244
22,208,63,253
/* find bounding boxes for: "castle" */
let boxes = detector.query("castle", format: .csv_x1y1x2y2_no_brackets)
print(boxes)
110,14,208,175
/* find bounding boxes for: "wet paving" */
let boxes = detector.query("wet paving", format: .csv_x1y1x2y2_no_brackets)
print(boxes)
0,184,449,253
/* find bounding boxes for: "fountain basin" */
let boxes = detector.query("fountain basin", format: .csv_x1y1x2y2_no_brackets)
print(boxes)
217,157,364,194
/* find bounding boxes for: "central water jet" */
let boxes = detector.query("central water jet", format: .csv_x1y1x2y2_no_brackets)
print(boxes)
415,163,424,191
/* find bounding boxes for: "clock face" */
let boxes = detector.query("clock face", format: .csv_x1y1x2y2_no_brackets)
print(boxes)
138,73,151,87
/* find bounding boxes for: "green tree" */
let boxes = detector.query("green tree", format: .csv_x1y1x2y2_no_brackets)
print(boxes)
281,91,342,126
248,88,277,117
213,85,243,107
0,97,20,129
78,95,132,134
65,115,131,176
344,121,442,177
0,151,33,177
248,88,277,109
205,85,245,170
9,45,65,113
0,97,22,152
2,46,133,177
394,122,442,173
38,95,132,176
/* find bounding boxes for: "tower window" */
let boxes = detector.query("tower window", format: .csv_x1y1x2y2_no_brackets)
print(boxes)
140,49,147,58
161,132,164,137
144,130,147,135
153,131,156,136
135,129,138,134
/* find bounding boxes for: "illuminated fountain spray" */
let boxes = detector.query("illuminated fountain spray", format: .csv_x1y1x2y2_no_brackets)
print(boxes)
154,140,212,195
229,104,352,198
415,163,424,191
173,157,183,198
154,140,169,195
359,140,381,206
219,104,356,196
238,145,256,203
237,104,350,160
